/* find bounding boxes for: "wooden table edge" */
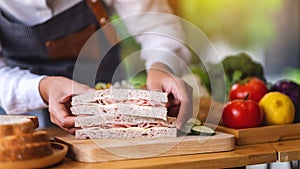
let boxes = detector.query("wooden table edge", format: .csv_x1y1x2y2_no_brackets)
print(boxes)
43,127,278,169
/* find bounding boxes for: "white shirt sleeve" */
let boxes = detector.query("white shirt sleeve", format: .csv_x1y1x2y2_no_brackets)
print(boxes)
0,57,48,114
0,0,82,26
112,0,191,76
0,0,190,115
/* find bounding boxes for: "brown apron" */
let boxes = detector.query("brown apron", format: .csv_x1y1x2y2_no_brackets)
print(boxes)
0,0,122,85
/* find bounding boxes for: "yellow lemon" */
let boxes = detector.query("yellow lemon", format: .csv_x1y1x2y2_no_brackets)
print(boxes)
259,92,295,125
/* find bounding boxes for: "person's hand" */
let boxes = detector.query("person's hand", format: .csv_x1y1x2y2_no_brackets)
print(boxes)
147,63,193,129
39,76,94,134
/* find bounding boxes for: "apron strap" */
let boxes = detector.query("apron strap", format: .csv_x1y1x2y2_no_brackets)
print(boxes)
86,0,120,45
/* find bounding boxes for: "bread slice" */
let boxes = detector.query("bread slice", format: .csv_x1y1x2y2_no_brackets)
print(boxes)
0,115,39,128
0,142,53,161
0,115,40,137
71,104,168,120
76,127,177,139
0,115,53,162
0,130,49,148
71,89,168,106
75,115,176,128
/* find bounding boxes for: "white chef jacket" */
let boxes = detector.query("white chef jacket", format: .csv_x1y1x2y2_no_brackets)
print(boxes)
0,0,191,114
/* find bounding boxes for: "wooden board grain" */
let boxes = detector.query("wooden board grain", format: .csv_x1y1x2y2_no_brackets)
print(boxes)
217,123,300,146
55,132,235,162
51,143,276,169
271,139,300,162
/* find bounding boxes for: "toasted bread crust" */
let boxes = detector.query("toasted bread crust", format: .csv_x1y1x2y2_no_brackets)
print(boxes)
25,115,39,129
0,115,40,137
0,131,49,148
0,120,34,137
0,115,52,162
0,142,53,161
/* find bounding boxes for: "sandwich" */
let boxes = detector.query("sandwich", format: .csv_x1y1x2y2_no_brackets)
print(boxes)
71,88,177,139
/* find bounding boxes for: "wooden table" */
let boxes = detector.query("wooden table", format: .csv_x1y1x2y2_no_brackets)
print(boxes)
43,127,277,169
272,139,300,162
51,144,276,169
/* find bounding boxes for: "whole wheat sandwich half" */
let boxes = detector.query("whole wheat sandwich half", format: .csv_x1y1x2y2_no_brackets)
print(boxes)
71,88,177,139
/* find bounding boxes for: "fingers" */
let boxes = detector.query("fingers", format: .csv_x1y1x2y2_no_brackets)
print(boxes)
176,99,193,129
160,77,193,129
48,94,77,134
49,105,75,128
42,77,94,134
147,66,193,129
172,82,193,129
49,114,78,134
49,109,77,134
72,82,95,95
146,78,163,92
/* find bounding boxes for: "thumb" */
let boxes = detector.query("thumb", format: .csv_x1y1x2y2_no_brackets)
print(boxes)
146,80,163,92
72,83,95,95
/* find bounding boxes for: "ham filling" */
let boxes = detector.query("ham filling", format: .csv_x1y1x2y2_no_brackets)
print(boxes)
98,122,173,129
96,99,166,107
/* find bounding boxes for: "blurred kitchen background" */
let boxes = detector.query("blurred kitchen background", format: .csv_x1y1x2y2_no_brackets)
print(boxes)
166,1,299,168
1,0,299,118
167,0,299,83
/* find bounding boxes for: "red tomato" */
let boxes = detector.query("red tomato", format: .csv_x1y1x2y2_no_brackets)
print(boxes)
229,77,268,102
222,99,263,129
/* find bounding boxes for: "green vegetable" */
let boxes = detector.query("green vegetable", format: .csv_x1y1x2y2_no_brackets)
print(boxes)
190,52,266,101
182,117,215,136
181,117,202,134
189,125,215,136
128,71,147,89
186,117,202,126
221,52,266,84
284,68,300,84
217,53,266,100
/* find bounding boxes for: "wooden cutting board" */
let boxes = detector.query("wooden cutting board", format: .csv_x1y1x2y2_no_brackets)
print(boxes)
55,131,235,162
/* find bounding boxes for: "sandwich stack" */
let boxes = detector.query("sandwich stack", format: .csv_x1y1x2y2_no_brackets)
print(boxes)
71,88,177,139
0,115,53,161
